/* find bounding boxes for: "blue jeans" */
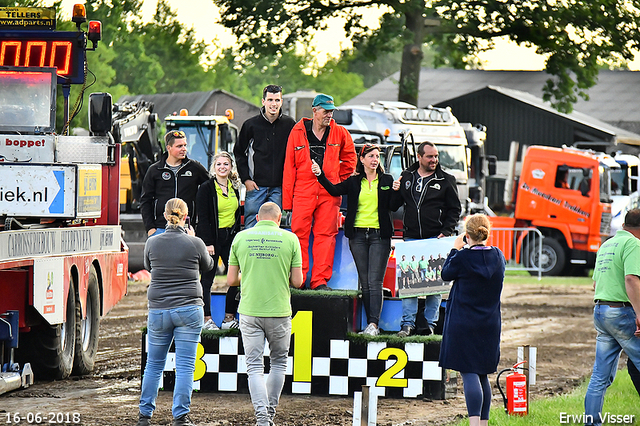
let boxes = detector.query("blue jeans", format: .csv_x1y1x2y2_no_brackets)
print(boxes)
244,186,282,229
401,293,441,329
584,305,640,425
348,229,391,326
150,228,166,237
140,305,204,419
240,315,291,426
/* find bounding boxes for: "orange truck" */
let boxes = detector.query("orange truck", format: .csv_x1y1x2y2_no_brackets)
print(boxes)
489,146,613,276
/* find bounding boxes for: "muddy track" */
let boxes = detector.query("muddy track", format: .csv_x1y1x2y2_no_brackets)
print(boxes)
0,282,611,426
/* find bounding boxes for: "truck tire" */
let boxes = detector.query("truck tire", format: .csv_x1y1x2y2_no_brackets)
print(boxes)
73,266,100,375
17,276,76,380
525,237,566,276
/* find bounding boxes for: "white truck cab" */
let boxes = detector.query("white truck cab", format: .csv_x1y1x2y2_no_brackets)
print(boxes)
335,101,476,212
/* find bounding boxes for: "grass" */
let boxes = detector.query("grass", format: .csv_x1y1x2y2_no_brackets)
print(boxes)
290,288,360,297
504,272,594,286
449,370,640,425
215,272,595,289
347,331,440,344
141,326,241,339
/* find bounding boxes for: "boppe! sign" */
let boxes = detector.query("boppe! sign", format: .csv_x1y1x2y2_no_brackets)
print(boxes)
0,135,55,162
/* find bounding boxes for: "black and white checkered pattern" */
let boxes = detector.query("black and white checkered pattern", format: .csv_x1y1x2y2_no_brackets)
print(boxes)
148,336,448,399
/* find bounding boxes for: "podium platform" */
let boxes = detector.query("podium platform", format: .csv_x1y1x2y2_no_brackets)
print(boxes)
142,292,456,399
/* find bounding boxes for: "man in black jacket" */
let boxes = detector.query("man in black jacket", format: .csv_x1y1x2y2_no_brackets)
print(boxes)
234,85,296,228
391,141,461,336
140,130,209,237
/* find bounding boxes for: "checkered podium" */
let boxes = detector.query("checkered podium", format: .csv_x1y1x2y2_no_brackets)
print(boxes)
141,293,456,399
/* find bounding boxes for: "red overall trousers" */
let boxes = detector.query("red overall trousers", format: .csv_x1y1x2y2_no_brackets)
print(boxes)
283,118,356,288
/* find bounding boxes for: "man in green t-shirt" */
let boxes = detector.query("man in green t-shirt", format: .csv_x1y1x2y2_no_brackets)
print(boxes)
409,255,420,285
398,255,410,289
584,209,640,425
418,255,429,282
227,202,303,426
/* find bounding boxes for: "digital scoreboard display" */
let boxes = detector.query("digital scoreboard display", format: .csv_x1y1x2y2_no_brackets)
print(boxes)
0,30,85,84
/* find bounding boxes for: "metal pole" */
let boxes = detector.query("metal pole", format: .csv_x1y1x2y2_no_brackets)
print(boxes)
522,345,530,415
62,84,71,134
361,385,370,426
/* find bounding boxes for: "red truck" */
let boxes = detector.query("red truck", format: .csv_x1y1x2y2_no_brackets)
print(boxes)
0,5,127,393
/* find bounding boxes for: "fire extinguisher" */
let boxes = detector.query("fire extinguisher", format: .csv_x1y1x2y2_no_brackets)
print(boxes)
497,361,528,416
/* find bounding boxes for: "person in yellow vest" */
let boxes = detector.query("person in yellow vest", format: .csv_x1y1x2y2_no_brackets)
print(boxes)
196,152,242,330
312,144,398,336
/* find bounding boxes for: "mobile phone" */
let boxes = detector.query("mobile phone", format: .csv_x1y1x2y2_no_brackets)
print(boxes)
185,216,191,228
462,235,467,244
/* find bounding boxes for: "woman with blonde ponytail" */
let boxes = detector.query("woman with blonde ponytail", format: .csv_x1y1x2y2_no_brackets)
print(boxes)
439,214,505,426
196,152,242,330
138,198,214,426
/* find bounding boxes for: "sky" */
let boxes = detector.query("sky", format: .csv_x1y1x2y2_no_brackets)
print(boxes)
49,0,639,71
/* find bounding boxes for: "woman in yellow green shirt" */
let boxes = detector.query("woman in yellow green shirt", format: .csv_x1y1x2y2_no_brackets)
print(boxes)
196,152,242,330
312,144,398,336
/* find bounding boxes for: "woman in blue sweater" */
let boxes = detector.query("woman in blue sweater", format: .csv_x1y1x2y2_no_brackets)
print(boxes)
312,144,397,336
440,213,505,426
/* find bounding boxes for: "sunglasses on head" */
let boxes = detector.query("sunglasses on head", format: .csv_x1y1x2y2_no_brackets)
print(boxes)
360,143,379,154
169,130,186,139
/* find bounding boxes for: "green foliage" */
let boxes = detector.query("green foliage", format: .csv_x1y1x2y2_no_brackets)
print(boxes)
201,327,240,340
213,0,640,112
0,0,42,6
58,45,131,132
137,0,211,93
346,49,403,88
8,0,367,132
312,56,366,105
207,46,366,107
85,0,164,95
434,0,640,113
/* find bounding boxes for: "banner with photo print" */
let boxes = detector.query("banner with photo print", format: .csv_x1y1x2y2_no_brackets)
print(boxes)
395,237,455,298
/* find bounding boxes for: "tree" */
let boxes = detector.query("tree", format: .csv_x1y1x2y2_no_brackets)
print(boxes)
207,46,365,106
0,0,41,6
213,0,640,112
137,0,212,93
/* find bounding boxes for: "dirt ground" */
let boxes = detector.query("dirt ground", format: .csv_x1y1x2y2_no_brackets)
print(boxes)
1,279,615,426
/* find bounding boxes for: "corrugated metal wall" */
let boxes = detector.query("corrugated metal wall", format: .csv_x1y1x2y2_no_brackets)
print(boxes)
436,89,614,160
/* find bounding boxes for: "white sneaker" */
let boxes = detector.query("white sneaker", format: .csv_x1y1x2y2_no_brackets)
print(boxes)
203,319,219,331
362,323,379,336
221,318,239,329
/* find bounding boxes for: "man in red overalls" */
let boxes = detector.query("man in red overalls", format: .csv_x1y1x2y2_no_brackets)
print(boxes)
283,94,356,289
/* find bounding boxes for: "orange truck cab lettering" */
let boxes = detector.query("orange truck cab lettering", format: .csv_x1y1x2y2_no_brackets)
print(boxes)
489,146,612,275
